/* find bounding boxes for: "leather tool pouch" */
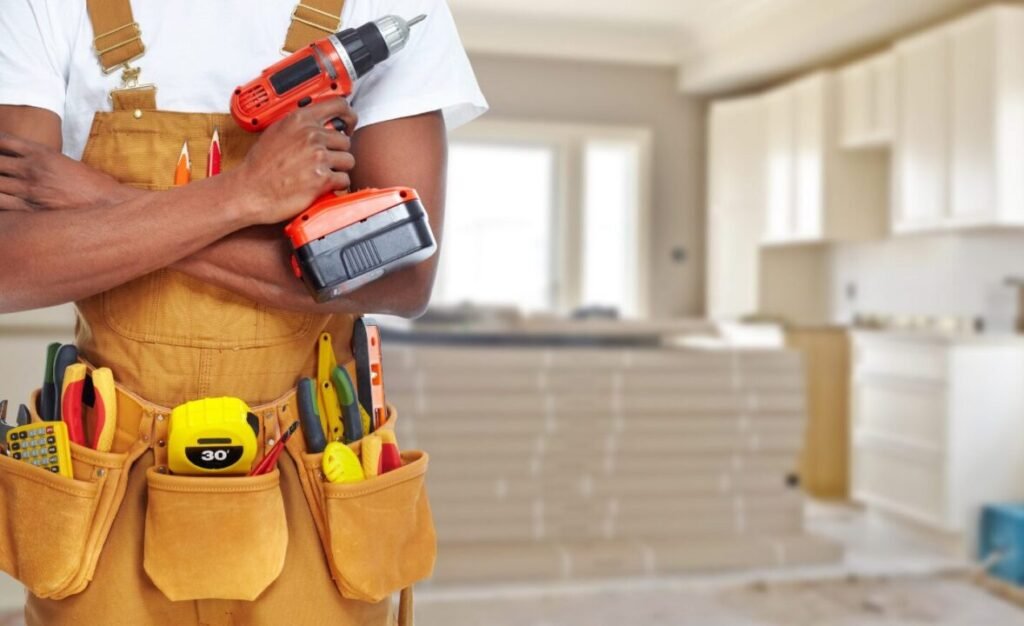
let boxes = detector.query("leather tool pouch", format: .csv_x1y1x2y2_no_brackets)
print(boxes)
288,406,437,605
143,467,288,601
0,389,145,599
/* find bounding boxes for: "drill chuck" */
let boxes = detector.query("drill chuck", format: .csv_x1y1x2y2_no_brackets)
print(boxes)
330,14,425,80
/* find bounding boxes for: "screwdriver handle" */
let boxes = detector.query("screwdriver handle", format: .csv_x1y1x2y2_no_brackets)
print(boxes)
297,378,327,454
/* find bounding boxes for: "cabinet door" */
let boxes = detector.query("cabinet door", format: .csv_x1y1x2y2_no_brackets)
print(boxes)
871,53,896,143
840,63,870,148
792,76,825,239
764,87,794,242
894,30,949,231
706,98,766,319
949,10,997,223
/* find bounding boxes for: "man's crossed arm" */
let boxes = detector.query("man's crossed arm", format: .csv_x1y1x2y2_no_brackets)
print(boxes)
0,102,446,317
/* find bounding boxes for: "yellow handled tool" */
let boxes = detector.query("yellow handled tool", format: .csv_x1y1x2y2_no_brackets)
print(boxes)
322,441,364,484
317,333,344,443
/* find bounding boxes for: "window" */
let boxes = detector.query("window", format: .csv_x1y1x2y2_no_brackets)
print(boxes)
437,120,651,317
432,142,557,312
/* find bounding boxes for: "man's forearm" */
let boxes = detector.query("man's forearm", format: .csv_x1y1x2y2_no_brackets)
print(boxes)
172,225,436,317
0,173,255,312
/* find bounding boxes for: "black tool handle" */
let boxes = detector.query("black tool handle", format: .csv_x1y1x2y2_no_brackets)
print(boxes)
51,345,79,422
297,378,327,454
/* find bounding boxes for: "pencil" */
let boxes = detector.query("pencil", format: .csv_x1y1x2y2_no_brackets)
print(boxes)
174,141,191,186
207,128,222,178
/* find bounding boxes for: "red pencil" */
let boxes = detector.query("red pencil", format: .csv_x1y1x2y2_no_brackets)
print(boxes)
249,421,298,476
207,128,222,177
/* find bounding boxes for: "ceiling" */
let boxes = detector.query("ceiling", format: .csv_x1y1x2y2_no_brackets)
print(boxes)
448,0,993,94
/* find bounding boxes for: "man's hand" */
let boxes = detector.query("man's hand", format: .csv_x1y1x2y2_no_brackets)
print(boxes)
0,133,138,212
230,97,358,225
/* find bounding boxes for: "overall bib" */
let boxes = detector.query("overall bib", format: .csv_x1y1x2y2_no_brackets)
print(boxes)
5,1,435,624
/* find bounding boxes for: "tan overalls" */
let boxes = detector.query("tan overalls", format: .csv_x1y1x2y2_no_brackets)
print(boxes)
0,1,435,624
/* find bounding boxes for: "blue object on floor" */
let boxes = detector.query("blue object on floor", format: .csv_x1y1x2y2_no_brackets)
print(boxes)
980,503,1024,585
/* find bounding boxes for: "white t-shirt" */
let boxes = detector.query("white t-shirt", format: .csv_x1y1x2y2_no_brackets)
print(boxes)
0,0,488,159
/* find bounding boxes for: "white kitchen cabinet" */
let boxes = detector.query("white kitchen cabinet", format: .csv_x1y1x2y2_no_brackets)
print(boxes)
706,96,766,319
892,28,949,232
892,5,1024,233
839,50,895,149
762,73,887,245
851,332,1024,555
948,7,1024,227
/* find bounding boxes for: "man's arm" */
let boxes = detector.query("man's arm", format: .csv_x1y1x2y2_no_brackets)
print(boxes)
0,100,358,313
172,111,448,318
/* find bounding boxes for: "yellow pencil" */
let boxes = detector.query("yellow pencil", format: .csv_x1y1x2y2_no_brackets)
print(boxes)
174,141,191,186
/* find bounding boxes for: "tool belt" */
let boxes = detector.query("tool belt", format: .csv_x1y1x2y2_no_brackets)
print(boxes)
0,374,435,606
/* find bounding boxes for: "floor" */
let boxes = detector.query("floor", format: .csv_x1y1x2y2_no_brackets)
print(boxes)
413,502,1024,626
1,502,1022,625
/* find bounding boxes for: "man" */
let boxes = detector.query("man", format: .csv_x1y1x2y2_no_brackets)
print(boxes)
0,0,486,624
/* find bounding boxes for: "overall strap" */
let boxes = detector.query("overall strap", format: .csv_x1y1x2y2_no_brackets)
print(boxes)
283,0,347,53
86,0,155,110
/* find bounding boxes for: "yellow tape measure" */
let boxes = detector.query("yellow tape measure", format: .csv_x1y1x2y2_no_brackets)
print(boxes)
168,397,259,475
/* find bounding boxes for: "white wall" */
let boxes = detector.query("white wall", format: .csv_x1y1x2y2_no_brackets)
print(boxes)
827,232,1024,331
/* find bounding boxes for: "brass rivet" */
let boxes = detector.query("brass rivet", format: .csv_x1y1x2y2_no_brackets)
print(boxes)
133,109,143,119
157,440,166,448
267,439,276,447
156,414,166,422
96,468,106,477
156,466,167,474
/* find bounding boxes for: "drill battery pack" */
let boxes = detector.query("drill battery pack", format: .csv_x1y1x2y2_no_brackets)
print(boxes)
285,187,437,303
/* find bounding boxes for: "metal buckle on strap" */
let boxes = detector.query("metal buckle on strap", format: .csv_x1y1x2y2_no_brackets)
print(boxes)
291,3,341,34
93,22,145,74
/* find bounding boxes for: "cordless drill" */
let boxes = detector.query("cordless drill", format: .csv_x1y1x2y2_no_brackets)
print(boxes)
230,15,437,303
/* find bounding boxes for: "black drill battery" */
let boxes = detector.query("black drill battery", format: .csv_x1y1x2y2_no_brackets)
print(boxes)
285,188,437,303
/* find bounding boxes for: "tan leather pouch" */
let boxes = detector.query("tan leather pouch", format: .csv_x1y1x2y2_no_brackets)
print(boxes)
289,407,437,604
143,467,288,601
0,390,142,599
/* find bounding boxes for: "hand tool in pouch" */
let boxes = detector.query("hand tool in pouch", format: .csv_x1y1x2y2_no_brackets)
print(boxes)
168,397,259,475
361,433,382,479
7,421,73,478
317,333,344,442
60,363,88,446
88,368,118,452
378,428,403,473
331,366,363,444
352,318,387,430
231,15,436,303
322,442,364,484
0,401,24,445
39,342,60,421
297,378,327,453
51,344,78,423
249,421,298,476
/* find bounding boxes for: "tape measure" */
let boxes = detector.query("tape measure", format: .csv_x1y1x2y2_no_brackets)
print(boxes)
168,397,259,475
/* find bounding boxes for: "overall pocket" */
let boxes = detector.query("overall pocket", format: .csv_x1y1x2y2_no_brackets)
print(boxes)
0,391,136,599
143,467,288,601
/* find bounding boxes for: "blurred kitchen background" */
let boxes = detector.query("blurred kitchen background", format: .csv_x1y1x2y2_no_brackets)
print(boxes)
5,0,1024,624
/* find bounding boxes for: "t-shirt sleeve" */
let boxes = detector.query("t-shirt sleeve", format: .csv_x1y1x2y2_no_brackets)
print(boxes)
350,0,487,131
0,0,71,119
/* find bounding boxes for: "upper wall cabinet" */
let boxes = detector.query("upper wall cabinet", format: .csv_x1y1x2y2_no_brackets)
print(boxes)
893,5,1024,233
839,51,896,149
706,96,767,319
762,73,888,246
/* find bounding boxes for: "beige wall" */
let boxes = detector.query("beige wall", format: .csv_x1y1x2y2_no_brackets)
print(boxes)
466,53,707,318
